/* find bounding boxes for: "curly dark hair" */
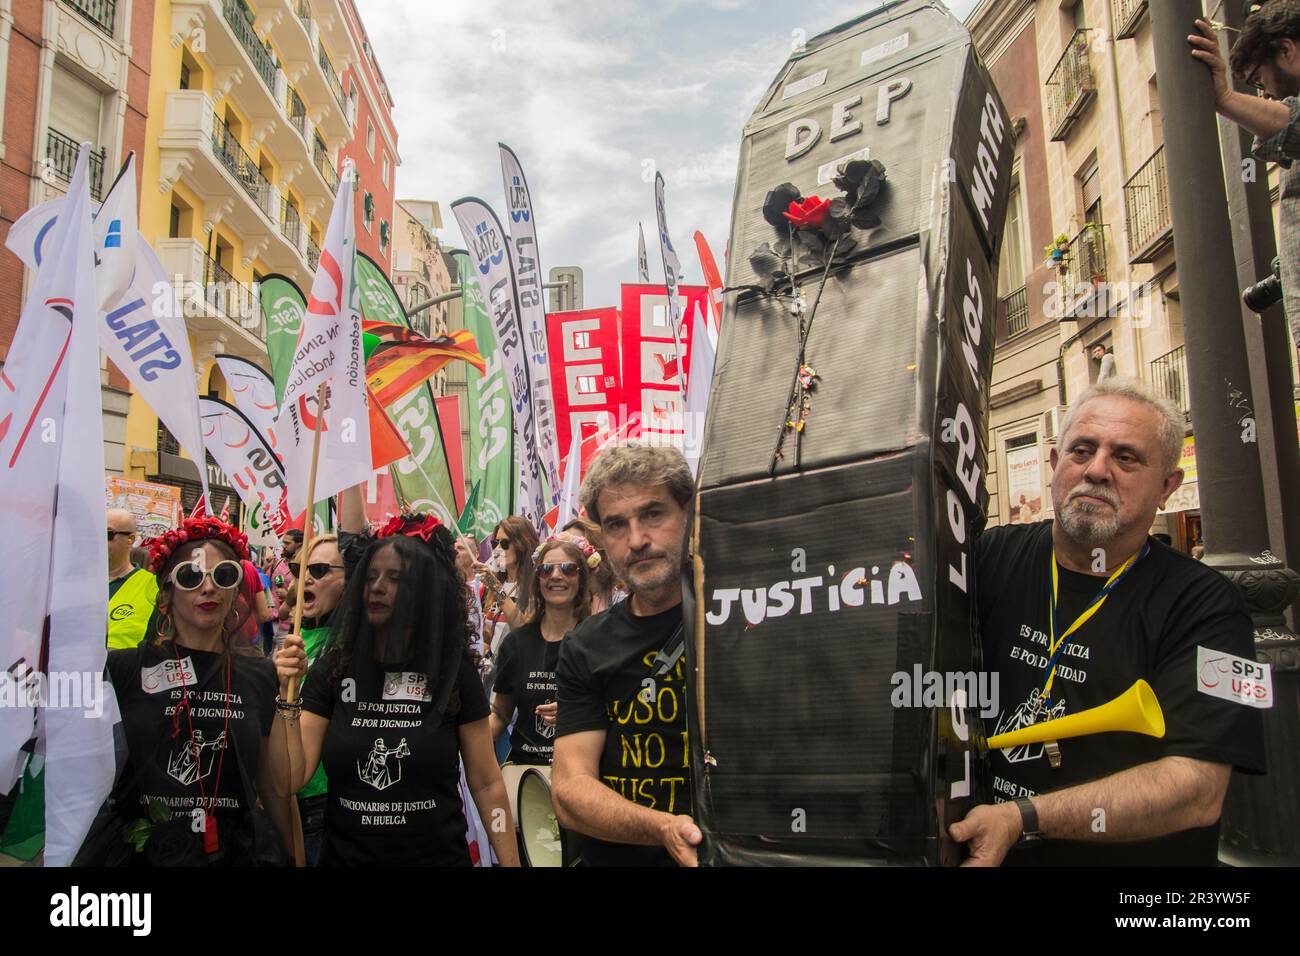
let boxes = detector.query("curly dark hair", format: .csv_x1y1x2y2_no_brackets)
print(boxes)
1230,1,1300,80
320,528,472,718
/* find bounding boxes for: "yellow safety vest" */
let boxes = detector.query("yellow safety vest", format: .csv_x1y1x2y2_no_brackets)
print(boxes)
107,569,159,650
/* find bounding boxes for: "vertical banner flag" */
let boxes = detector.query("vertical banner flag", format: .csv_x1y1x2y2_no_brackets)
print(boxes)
455,252,514,540
451,198,548,530
684,298,716,478
693,230,725,338
199,397,291,535
215,355,280,458
554,427,584,530
619,284,708,447
638,222,650,283
260,274,309,408
545,306,624,456
0,147,116,863
498,144,562,500
355,252,458,524
653,172,687,402
434,396,467,515
274,167,372,516
6,160,210,507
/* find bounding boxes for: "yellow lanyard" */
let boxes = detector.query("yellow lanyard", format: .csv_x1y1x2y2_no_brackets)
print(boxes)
1042,542,1149,702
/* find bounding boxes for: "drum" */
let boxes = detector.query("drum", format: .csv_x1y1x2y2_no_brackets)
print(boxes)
515,766,581,867
500,763,530,824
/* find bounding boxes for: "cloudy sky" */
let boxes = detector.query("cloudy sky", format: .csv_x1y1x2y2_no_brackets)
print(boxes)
355,0,979,308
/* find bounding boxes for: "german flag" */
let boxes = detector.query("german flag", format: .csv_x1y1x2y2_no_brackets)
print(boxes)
367,329,486,408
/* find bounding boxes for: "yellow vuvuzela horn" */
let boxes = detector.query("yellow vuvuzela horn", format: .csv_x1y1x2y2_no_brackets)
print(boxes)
984,680,1165,752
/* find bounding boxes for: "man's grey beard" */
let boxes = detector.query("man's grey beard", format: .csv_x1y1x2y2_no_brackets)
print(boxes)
1055,484,1121,549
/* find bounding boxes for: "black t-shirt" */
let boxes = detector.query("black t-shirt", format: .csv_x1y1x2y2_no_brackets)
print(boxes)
976,521,1265,866
106,645,276,856
494,621,562,765
301,651,490,866
556,600,691,867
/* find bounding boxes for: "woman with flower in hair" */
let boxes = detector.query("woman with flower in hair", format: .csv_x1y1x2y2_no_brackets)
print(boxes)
278,514,519,866
89,517,303,866
490,536,599,780
560,517,627,614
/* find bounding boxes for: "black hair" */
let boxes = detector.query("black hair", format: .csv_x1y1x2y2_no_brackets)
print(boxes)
321,527,470,719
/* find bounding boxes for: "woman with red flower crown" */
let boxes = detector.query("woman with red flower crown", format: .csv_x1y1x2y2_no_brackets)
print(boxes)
79,517,302,866
277,512,519,866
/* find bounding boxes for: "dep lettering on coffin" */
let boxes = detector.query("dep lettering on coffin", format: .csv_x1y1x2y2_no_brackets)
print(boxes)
706,562,924,627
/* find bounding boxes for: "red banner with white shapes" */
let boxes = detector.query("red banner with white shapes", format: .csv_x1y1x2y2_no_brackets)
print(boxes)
546,307,626,458
618,284,708,445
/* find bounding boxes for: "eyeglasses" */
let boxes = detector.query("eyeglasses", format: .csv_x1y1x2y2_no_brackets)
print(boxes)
107,530,133,541
170,559,243,591
538,562,579,578
305,562,344,581
492,538,510,550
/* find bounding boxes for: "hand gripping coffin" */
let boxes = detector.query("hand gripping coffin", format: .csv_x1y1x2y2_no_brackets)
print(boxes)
686,0,1012,865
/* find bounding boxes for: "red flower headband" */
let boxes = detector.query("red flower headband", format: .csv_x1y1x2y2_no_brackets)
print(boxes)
144,517,251,574
534,534,601,570
376,513,444,543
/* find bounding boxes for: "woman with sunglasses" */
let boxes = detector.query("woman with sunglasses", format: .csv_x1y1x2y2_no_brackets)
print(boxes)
278,515,519,866
560,517,627,614
92,517,300,866
490,536,597,771
473,517,539,663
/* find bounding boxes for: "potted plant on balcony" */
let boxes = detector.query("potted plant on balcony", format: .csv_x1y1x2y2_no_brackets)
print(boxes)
1044,233,1071,272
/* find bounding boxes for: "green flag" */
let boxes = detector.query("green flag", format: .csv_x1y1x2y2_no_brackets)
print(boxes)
456,252,515,538
258,274,331,533
355,253,459,525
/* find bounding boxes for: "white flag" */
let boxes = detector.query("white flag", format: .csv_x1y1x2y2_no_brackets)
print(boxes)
451,197,549,531
499,144,562,502
0,146,117,863
554,427,584,530
684,301,716,479
274,165,372,516
6,173,210,509
654,173,687,404
637,222,650,283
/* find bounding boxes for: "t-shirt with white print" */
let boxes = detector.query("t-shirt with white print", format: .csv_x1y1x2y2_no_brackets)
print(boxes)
975,521,1265,866
301,651,489,866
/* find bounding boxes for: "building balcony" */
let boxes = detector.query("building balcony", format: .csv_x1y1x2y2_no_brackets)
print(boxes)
155,237,266,360
63,0,116,37
43,128,106,201
1046,29,1098,142
1055,222,1109,317
1150,344,1191,421
157,91,313,280
281,197,303,247
1111,0,1149,41
1002,285,1029,339
306,235,321,271
250,0,350,143
313,137,340,193
1124,145,1173,264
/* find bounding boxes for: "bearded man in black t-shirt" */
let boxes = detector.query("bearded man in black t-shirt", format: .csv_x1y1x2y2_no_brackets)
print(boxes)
951,378,1266,866
553,443,704,867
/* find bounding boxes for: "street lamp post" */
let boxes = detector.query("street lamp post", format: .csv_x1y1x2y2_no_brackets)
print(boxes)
1149,0,1300,863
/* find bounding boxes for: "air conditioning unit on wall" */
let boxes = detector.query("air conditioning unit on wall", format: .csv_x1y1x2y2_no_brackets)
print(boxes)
1041,405,1068,443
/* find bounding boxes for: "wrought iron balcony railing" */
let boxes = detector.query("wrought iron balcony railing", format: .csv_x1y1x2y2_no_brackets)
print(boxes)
45,128,106,200
286,87,308,139
1150,345,1190,419
294,0,311,26
203,253,260,332
210,117,273,216
281,198,302,247
1003,285,1029,339
66,0,116,36
1111,0,1149,40
1046,29,1098,141
221,0,277,92
307,236,321,271
1124,145,1172,263
1063,222,1108,303
314,139,339,193
318,46,346,113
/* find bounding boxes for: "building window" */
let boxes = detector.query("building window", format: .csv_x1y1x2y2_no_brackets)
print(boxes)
379,219,390,254
363,191,375,232
180,61,191,90
366,120,375,157
382,154,390,188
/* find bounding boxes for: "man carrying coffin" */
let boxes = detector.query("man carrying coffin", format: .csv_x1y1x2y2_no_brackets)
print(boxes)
952,378,1265,865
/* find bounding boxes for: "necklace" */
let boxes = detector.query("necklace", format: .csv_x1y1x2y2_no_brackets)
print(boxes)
172,642,231,855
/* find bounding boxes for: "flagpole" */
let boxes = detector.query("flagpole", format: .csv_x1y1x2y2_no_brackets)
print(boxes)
287,380,327,703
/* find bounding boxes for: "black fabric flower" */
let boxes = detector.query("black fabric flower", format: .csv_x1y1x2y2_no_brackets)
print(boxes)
762,183,804,228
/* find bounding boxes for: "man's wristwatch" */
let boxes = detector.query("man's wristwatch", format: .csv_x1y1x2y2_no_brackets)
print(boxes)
1014,796,1042,844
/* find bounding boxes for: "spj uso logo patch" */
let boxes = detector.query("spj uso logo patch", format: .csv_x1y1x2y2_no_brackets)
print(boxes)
1196,646,1273,709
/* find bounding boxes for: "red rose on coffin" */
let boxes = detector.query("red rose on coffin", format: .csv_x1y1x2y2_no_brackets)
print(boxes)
784,196,831,229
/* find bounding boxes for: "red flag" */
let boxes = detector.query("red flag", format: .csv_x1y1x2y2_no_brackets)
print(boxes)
366,330,486,408
368,389,410,470
219,495,231,523
694,231,724,332
188,497,207,520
